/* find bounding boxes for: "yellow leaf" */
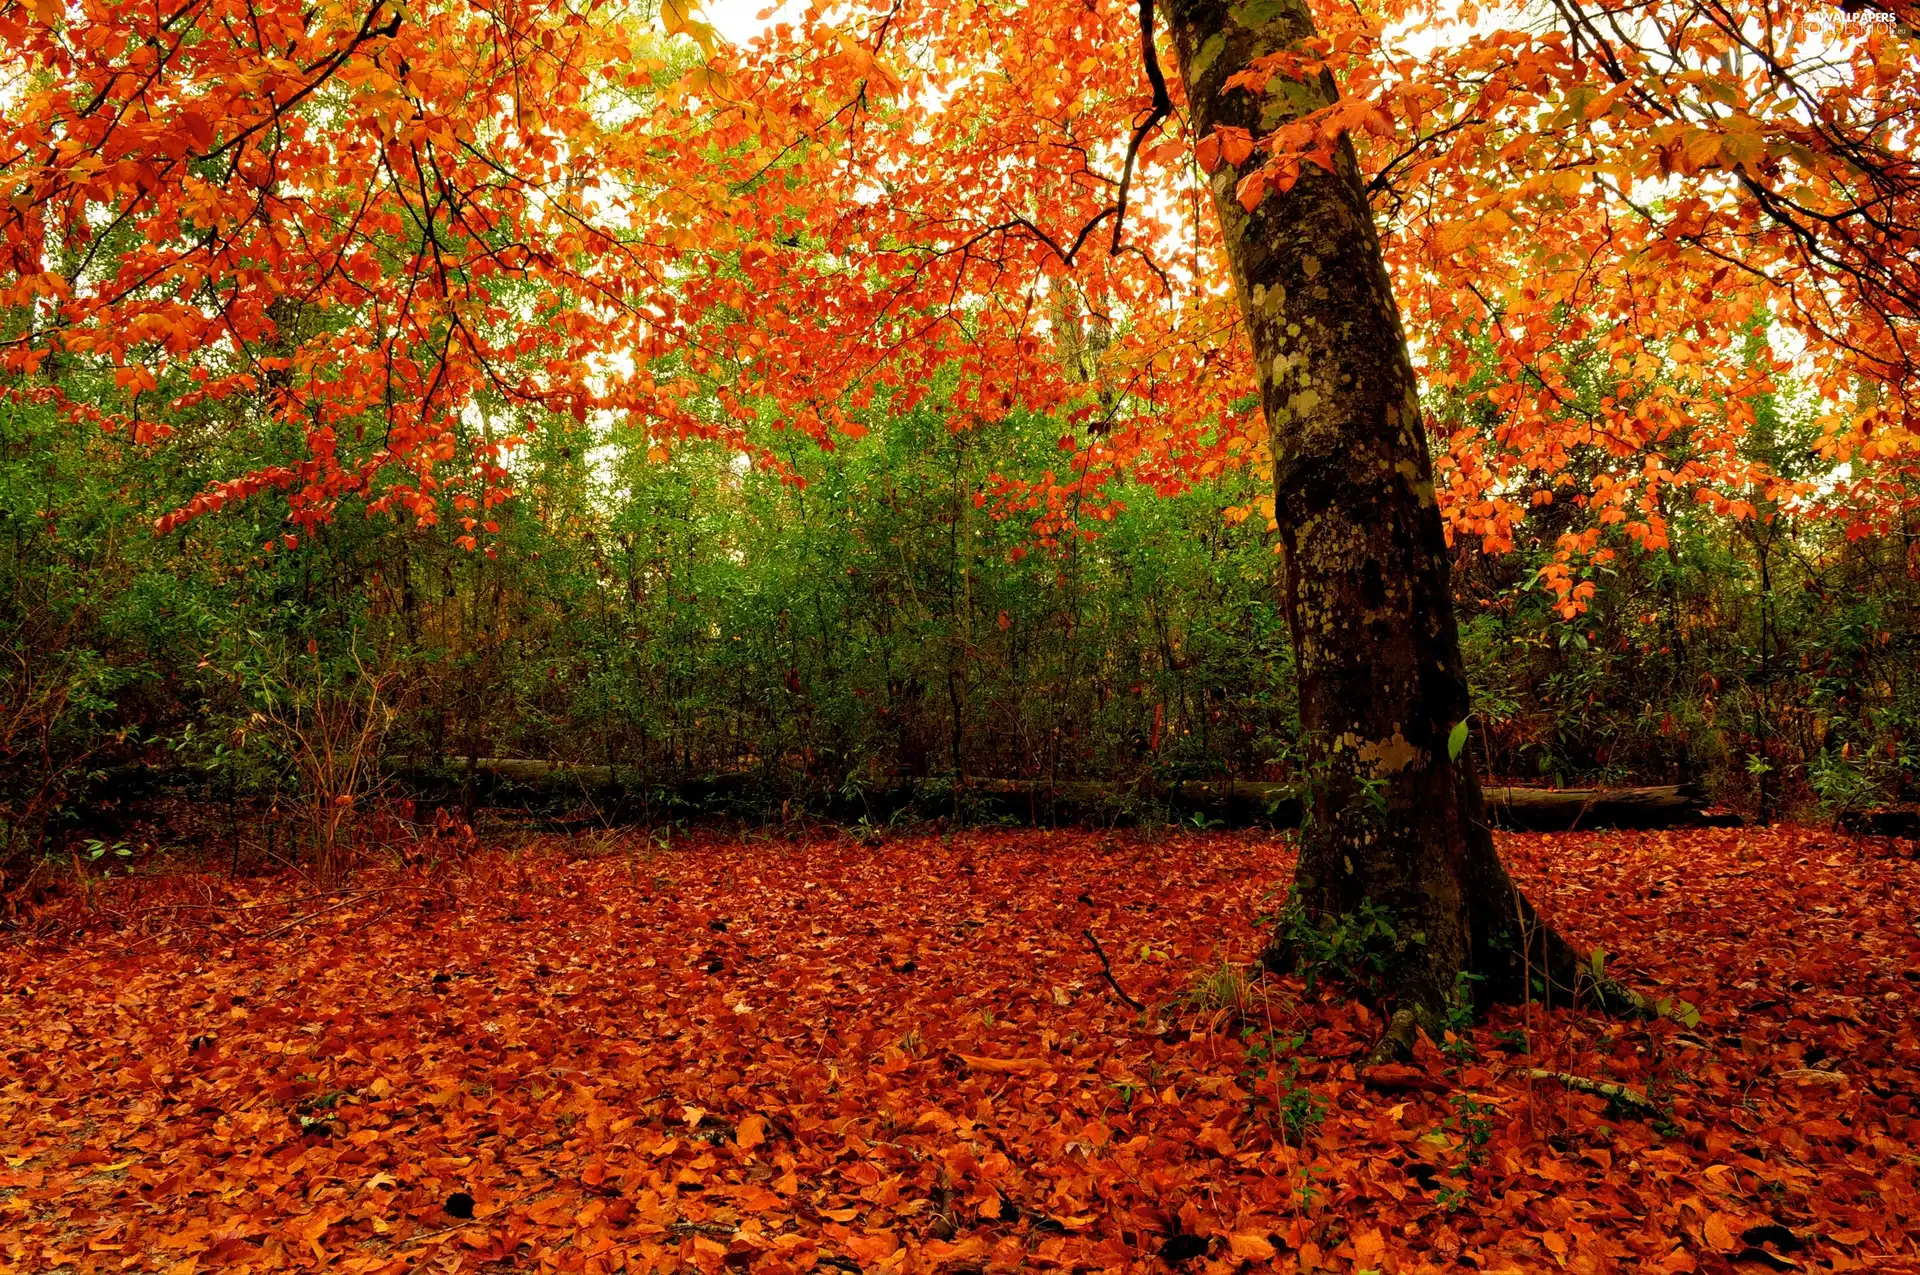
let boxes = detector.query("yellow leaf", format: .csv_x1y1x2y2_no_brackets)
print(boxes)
1719,128,1765,168
1681,128,1723,169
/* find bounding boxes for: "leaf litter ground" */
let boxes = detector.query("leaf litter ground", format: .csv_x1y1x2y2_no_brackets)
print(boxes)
3,826,1917,1274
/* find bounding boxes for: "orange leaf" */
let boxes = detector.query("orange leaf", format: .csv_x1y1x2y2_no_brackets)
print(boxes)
734,1184,784,1212
954,1053,1047,1074
1229,1232,1275,1260
1235,169,1268,212
842,1232,898,1263
735,1114,767,1149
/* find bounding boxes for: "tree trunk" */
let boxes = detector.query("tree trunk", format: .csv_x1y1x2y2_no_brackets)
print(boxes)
1162,0,1585,1019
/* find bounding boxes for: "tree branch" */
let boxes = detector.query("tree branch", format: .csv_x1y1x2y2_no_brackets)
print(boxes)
1111,0,1174,255
1083,927,1145,1011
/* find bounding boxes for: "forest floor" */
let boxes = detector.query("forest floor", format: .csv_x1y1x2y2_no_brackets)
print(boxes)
3,825,1917,1275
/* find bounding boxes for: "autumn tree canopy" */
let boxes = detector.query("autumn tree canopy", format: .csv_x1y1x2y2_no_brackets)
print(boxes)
4,0,1915,599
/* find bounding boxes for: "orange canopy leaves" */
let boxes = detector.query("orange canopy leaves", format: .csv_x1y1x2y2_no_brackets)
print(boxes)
1,0,1915,572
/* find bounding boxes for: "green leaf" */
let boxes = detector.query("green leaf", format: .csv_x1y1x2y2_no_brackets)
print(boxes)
1447,718,1470,761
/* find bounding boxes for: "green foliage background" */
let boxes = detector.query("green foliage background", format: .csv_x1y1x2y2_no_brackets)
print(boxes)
3,348,1917,864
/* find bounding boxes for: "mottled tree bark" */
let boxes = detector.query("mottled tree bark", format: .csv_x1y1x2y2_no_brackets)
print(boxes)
1163,0,1585,1022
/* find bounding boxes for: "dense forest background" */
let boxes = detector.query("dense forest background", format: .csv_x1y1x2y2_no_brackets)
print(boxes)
6,326,1916,870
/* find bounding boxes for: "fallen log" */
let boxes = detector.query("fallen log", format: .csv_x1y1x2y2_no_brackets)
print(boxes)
87,755,1732,834
946,778,1728,831
380,762,1727,832
1482,783,1737,831
387,758,751,802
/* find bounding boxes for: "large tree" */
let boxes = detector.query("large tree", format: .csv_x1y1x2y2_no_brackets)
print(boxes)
1158,0,1580,1025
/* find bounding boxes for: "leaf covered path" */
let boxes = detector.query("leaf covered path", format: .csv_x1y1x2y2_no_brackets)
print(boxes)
4,827,1918,1274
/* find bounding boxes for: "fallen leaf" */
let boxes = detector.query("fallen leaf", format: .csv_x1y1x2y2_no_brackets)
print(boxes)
953,1053,1048,1074
1229,1231,1275,1260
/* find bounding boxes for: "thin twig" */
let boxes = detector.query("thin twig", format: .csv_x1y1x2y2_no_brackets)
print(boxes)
1082,927,1145,1012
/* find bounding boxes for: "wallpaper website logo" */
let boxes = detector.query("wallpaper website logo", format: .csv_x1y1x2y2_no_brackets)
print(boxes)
1807,3,1902,36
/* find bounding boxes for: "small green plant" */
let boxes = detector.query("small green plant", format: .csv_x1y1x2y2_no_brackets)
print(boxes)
1809,746,1885,819
1446,1094,1497,1165
1178,958,1267,1029
1244,1029,1306,1066
1265,897,1419,999
1441,971,1480,1061
1291,1161,1328,1209
1243,1028,1325,1140
82,839,132,865
1273,1060,1326,1139
1426,1095,1496,1215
